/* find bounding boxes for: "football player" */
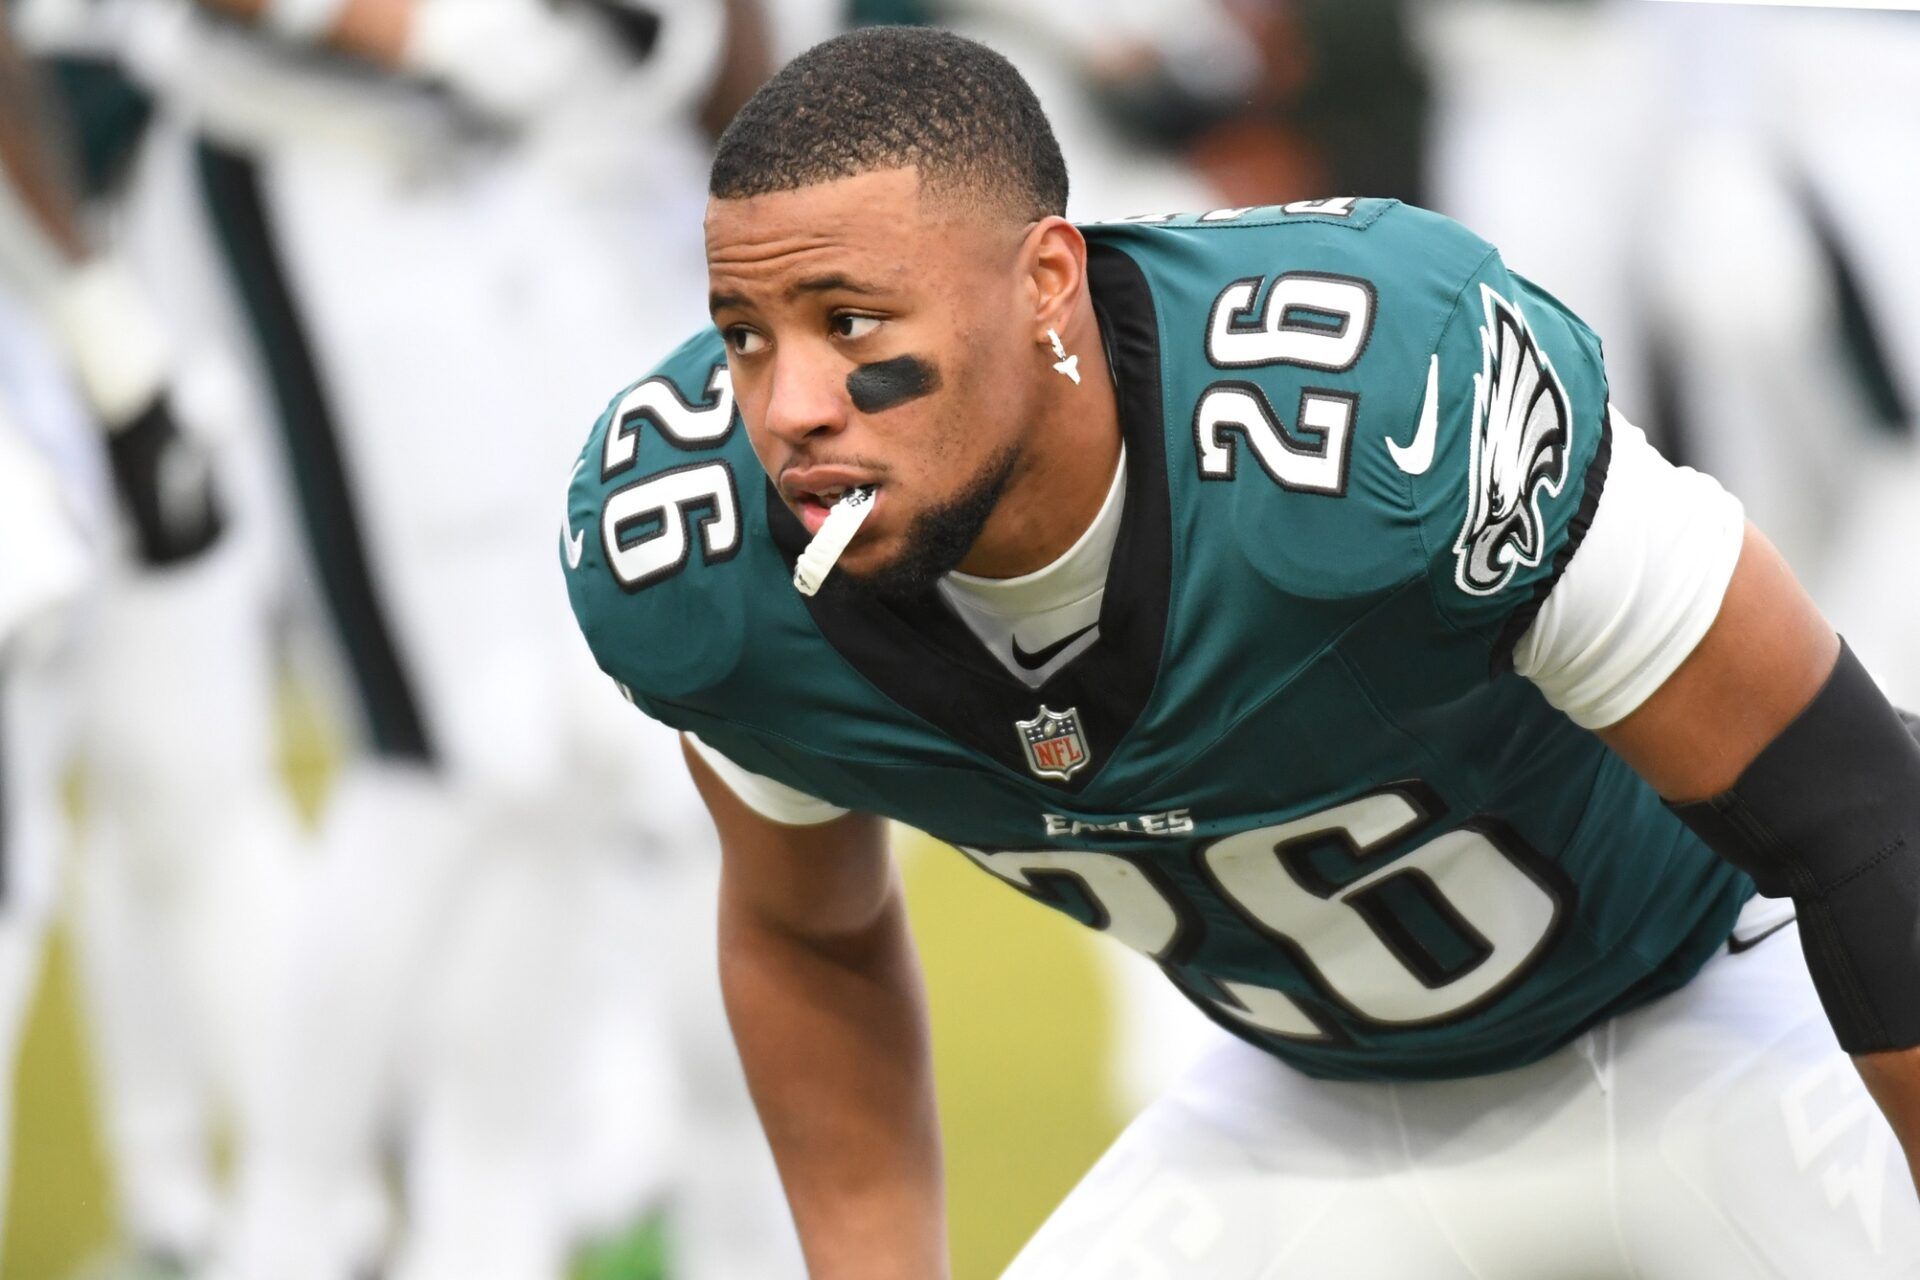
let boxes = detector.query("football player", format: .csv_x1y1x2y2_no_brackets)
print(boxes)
564,27,1920,1276
0,20,312,1274
0,21,126,1255
91,1,805,1276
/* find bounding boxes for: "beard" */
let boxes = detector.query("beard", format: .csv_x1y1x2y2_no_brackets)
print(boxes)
831,443,1020,603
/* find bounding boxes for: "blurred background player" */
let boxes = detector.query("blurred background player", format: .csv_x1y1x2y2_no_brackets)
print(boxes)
8,0,803,1273
0,20,294,1277
1420,0,1920,696
46,0,803,1276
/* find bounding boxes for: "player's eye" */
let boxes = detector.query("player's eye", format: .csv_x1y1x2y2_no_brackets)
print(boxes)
726,327,767,356
831,314,881,341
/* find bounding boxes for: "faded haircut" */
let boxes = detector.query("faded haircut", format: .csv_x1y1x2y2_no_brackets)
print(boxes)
709,26,1069,221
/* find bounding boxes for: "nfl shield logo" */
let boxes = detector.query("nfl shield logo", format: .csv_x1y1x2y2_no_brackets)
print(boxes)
1016,705,1091,781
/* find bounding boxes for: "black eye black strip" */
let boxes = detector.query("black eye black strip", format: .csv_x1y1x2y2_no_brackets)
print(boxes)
847,355,940,413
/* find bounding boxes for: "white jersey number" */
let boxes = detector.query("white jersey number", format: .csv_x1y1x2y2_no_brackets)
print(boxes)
962,787,1565,1041
598,364,741,592
602,462,740,592
1196,273,1375,496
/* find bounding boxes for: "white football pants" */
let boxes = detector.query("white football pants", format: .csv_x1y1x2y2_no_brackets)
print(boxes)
1004,901,1920,1279
73,537,304,1260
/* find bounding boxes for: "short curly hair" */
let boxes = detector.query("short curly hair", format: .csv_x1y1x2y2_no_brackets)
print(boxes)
709,26,1069,221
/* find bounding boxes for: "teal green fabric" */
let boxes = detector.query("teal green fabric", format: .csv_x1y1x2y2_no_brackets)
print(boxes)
563,199,1751,1082
44,57,153,199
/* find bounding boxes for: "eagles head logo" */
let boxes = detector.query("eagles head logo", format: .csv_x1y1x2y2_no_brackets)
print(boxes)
1452,285,1574,598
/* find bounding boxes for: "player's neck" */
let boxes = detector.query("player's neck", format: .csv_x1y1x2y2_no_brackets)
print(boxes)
956,303,1121,579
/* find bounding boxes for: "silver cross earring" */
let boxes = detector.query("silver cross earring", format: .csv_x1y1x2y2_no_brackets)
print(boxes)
1047,329,1081,385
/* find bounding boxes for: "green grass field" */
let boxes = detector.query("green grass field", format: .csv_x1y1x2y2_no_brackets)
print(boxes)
3,826,1130,1279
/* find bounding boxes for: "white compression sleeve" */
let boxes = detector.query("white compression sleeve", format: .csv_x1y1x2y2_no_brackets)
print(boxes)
1513,407,1746,729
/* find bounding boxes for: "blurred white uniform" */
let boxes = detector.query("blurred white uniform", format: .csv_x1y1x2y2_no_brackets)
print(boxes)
1752,9,1920,708
0,295,97,1248
1004,904,1920,1279
1422,0,1920,700
72,129,313,1267
103,5,802,1277
5,0,311,1257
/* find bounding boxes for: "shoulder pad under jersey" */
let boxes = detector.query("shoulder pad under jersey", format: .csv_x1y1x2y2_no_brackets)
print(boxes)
562,327,769,701
1089,199,1611,651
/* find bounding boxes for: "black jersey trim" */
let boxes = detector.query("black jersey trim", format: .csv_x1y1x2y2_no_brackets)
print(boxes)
1490,400,1613,675
195,140,434,764
767,242,1172,793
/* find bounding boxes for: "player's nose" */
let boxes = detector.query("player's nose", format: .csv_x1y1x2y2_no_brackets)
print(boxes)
761,349,849,447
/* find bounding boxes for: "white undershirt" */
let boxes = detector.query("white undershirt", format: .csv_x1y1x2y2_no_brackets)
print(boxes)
690,408,1745,824
936,445,1127,688
685,447,1128,822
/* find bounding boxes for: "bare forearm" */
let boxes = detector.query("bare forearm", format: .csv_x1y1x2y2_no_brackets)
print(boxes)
1856,1049,1920,1192
720,874,949,1279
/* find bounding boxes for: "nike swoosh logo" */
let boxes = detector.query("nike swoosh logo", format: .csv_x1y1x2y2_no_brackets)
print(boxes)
1387,353,1440,475
564,459,587,569
1010,624,1097,671
1728,916,1794,954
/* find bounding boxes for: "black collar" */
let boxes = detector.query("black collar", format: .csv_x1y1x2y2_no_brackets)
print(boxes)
768,243,1171,793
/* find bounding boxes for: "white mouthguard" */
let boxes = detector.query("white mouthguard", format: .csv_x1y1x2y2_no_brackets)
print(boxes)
793,486,877,597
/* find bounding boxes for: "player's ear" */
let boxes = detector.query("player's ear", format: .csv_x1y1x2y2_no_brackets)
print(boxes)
1021,216,1087,340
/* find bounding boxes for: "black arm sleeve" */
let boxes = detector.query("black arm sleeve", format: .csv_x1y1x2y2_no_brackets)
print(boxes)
1671,641,1920,1054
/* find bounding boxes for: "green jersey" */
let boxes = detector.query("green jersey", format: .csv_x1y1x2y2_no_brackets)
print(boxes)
562,197,1752,1082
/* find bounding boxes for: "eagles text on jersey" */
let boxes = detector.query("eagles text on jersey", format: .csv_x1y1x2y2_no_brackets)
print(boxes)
562,199,1751,1082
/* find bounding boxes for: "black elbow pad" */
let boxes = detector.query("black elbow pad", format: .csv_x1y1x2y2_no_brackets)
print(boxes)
1670,641,1920,1054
